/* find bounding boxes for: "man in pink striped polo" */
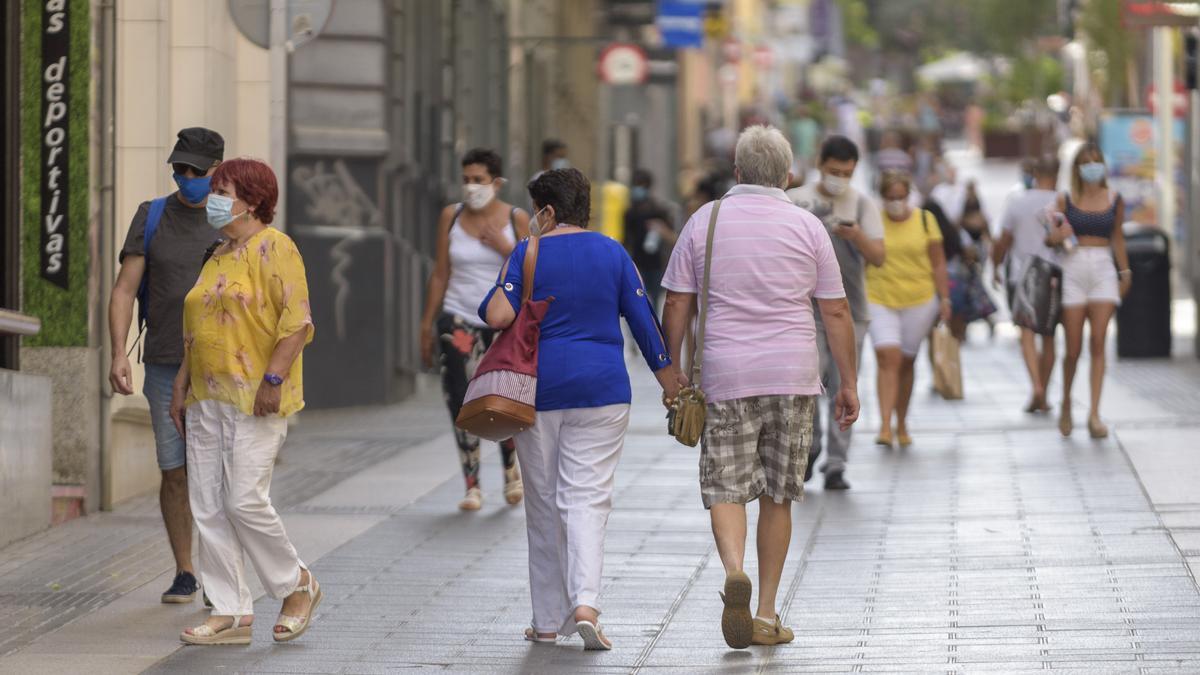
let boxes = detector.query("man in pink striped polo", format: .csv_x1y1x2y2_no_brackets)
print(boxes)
661,125,861,649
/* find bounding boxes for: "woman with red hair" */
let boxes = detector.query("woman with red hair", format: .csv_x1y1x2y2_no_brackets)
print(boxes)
169,157,320,645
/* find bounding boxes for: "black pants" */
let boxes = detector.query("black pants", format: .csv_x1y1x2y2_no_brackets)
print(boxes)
437,313,517,489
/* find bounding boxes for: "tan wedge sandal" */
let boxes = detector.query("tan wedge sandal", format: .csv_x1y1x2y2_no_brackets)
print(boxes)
273,575,322,642
180,616,252,646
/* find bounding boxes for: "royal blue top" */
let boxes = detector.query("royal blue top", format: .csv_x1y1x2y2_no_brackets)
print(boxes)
478,231,671,411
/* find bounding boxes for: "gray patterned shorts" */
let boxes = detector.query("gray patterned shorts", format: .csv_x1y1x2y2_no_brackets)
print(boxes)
699,395,816,509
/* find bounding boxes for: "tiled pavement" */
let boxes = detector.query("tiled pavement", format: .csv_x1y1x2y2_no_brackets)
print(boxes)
132,326,1200,674
2,320,1200,673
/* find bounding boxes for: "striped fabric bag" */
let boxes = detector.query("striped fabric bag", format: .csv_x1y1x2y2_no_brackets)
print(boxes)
455,234,550,442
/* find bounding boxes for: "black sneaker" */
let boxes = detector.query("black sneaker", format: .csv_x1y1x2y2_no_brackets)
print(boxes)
824,471,851,491
161,571,200,604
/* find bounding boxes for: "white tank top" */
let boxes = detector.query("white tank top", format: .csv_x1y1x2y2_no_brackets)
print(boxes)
442,204,516,327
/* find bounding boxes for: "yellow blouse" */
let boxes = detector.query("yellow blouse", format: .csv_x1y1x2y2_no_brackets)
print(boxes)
183,227,314,417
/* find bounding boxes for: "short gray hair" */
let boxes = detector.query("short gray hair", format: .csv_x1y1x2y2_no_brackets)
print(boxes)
734,125,793,188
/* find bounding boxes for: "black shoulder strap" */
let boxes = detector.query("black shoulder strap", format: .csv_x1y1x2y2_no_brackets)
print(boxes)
201,239,223,266
920,208,929,233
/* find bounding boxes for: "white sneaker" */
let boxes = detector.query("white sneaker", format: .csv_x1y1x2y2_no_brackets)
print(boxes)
458,487,482,511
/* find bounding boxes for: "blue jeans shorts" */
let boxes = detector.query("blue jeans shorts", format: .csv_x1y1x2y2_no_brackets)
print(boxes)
143,362,186,471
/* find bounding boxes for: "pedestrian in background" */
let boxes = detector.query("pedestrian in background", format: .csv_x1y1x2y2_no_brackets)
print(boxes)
993,154,1060,414
662,126,860,649
947,181,996,341
481,168,680,650
1049,143,1131,439
107,127,224,606
171,158,319,645
867,171,950,448
420,149,530,511
787,135,885,491
623,168,678,307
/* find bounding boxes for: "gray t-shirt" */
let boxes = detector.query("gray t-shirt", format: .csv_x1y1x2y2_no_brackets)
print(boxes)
119,193,221,364
787,183,884,322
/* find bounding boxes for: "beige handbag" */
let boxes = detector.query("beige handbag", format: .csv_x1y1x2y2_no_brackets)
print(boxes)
668,199,722,447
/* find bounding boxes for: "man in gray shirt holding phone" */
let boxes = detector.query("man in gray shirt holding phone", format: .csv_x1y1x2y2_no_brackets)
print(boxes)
788,135,885,490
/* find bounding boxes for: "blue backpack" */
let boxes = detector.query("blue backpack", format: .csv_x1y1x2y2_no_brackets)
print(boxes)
135,196,169,332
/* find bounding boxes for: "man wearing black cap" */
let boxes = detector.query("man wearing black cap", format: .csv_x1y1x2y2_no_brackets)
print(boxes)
107,127,224,604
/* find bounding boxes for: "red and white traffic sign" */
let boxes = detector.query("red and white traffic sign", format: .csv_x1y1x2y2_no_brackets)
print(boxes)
598,43,648,86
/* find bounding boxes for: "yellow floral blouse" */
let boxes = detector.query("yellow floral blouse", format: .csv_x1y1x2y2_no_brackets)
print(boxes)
182,227,314,417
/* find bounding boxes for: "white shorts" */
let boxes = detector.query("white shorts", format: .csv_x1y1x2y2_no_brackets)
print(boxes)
1061,246,1119,307
868,298,940,357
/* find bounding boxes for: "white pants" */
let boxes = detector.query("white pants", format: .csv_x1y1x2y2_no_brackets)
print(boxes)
514,404,630,635
868,298,940,357
186,399,303,616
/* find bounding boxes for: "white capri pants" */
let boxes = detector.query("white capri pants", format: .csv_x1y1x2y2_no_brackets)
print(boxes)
514,404,630,636
868,298,940,357
1061,246,1120,307
186,399,304,617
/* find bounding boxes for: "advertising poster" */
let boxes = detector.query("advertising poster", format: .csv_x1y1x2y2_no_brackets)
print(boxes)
1098,112,1186,242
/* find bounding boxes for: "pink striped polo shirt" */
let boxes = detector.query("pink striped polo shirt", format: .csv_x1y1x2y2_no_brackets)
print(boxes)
662,184,845,403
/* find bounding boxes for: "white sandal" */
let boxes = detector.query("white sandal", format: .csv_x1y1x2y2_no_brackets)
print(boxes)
180,615,252,646
524,627,556,643
576,620,612,651
273,575,322,642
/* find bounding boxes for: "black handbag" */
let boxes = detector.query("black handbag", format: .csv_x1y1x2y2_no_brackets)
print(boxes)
1011,257,1062,336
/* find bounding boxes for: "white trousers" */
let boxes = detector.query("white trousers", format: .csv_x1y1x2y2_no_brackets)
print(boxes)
186,399,304,616
514,404,630,635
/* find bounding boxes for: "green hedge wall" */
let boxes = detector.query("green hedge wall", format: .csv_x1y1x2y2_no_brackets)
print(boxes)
21,0,90,347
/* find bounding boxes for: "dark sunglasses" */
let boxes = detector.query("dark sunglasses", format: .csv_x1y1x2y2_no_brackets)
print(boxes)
173,163,207,177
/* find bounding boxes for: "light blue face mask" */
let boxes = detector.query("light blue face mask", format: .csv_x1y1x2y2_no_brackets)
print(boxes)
550,158,570,170
205,193,247,230
1079,162,1106,184
631,186,648,201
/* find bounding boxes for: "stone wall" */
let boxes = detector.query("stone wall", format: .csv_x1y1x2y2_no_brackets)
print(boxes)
0,368,52,548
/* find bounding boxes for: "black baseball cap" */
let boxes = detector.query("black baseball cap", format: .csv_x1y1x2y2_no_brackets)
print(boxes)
167,127,224,171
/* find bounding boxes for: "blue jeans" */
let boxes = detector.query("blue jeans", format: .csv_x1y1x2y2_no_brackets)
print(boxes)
143,363,186,471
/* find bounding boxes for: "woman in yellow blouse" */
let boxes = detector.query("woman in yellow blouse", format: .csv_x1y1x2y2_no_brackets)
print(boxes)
169,158,319,646
865,172,951,448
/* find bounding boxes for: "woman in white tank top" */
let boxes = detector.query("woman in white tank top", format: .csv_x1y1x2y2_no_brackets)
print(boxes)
420,149,531,511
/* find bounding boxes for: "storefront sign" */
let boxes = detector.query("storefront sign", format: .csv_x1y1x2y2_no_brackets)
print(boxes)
40,0,69,288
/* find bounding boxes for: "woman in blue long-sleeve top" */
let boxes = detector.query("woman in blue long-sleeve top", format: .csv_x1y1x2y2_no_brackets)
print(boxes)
481,168,684,651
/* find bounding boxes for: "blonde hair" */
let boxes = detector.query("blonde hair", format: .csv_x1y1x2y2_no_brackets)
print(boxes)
734,125,793,188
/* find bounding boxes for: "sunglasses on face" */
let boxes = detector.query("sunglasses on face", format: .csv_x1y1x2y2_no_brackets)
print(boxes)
173,163,206,177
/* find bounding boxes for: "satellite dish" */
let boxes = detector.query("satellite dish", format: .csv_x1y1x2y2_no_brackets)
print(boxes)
228,0,334,51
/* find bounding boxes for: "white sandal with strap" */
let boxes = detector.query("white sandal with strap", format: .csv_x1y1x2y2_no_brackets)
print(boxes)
273,575,322,643
524,627,556,643
180,615,252,646
575,620,612,651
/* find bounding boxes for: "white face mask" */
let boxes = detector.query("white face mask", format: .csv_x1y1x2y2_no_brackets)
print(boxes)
463,183,495,211
529,206,549,236
885,199,908,220
822,174,849,196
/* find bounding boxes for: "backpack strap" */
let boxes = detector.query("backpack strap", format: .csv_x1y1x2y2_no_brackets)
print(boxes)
136,197,169,330
920,208,929,234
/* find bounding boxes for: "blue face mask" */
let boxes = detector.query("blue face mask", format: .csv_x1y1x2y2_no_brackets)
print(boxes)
631,186,648,202
173,173,211,204
205,193,247,230
1079,162,1106,184
1022,173,1035,190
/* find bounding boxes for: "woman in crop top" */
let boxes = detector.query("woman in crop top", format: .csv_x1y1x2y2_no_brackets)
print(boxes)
1046,143,1131,440
420,149,531,511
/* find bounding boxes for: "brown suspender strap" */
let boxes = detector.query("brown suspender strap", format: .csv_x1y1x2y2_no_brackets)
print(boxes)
690,199,721,386
521,234,540,303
